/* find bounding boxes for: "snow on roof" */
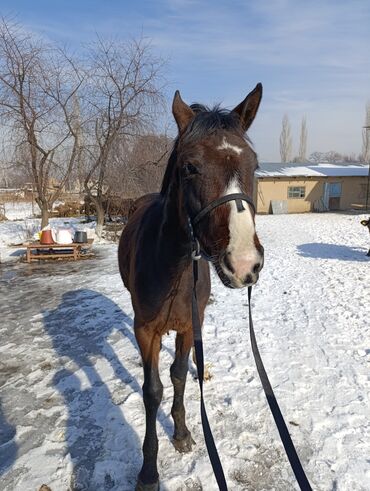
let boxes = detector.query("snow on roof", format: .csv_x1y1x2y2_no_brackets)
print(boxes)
256,162,369,178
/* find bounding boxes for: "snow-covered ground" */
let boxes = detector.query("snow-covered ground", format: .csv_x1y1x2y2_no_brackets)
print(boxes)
0,213,369,491
1,201,35,221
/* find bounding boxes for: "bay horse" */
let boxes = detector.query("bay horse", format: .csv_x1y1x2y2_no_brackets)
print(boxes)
118,84,264,490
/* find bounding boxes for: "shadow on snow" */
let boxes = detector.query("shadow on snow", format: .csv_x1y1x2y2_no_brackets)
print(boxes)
43,289,172,490
297,242,370,262
0,400,17,476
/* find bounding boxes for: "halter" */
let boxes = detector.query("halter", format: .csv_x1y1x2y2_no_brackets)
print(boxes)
187,192,255,261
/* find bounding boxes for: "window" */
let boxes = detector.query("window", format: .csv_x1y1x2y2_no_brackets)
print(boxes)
287,186,305,199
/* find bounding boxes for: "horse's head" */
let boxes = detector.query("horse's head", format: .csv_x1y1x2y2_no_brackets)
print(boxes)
172,84,264,289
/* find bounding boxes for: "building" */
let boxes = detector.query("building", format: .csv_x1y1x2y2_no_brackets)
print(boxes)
255,162,369,213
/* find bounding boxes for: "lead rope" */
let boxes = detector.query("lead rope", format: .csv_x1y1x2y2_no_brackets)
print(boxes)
191,259,313,491
247,286,313,491
192,259,228,490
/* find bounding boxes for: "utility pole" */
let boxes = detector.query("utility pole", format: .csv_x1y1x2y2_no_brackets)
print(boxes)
365,124,370,211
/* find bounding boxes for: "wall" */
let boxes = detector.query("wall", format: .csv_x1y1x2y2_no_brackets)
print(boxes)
256,176,368,213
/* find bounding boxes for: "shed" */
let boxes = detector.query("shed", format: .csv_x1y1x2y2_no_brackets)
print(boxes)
255,162,369,213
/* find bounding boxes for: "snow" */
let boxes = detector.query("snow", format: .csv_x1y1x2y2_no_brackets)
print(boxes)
256,162,369,177
1,202,35,221
0,213,369,491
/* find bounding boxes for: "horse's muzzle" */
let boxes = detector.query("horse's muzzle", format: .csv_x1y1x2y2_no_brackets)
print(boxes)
218,247,264,289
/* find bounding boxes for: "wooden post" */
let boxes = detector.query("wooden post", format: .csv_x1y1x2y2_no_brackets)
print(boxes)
364,125,370,211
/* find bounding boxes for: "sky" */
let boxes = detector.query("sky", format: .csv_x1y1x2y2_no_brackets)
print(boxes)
1,0,370,161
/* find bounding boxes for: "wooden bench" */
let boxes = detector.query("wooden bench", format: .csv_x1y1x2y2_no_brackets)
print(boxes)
24,240,93,263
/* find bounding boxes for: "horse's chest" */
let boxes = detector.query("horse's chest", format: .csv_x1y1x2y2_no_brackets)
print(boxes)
155,292,193,334
133,261,210,334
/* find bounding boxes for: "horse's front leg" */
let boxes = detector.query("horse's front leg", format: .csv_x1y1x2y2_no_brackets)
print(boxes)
170,329,195,453
135,327,163,491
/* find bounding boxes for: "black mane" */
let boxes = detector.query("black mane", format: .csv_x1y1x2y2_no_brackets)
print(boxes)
184,104,242,144
160,105,243,195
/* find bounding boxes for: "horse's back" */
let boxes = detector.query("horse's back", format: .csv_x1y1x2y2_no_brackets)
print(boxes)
127,193,159,218
118,193,161,291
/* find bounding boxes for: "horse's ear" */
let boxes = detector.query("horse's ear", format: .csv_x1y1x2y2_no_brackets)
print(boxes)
232,83,263,132
172,90,195,134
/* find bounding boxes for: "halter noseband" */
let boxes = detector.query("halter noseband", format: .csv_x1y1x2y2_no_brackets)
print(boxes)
188,192,256,261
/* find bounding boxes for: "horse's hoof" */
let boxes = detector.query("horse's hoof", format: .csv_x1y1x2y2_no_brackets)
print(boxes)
172,433,196,453
135,479,159,491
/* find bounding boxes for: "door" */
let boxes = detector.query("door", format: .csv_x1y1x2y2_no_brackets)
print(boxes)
328,182,342,210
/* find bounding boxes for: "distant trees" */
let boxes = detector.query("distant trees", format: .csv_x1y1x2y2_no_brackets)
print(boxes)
278,107,370,166
361,102,370,163
298,116,307,162
280,114,292,163
279,112,366,165
308,151,360,163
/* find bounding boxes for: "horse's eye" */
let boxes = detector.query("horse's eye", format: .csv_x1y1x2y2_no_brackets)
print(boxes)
182,163,200,178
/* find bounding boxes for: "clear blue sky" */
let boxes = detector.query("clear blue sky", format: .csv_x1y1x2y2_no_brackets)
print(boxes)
1,0,370,161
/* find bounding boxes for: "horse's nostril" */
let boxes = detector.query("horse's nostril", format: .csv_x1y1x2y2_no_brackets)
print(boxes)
223,253,235,274
253,263,261,273
244,274,253,285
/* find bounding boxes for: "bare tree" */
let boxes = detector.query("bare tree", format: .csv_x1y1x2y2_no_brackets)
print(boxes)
298,116,307,162
83,36,165,237
65,93,86,192
108,132,171,198
361,102,370,163
280,114,292,163
0,19,84,227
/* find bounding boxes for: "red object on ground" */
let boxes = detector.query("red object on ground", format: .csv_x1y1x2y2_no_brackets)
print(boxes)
40,230,54,245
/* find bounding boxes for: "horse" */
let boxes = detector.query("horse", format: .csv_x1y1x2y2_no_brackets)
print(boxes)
118,83,264,490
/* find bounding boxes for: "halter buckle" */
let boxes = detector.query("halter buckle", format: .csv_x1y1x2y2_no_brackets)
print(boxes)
191,238,202,261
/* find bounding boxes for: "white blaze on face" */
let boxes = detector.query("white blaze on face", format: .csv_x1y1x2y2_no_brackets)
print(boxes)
223,177,261,286
217,137,243,155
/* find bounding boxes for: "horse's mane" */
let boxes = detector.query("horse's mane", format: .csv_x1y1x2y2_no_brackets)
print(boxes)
160,104,244,195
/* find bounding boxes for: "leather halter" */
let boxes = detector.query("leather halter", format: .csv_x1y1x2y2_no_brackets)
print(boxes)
187,192,255,261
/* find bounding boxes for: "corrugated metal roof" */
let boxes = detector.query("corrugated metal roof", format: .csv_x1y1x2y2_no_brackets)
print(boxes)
256,162,369,178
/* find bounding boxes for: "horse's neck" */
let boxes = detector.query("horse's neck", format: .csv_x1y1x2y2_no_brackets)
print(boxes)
156,185,190,275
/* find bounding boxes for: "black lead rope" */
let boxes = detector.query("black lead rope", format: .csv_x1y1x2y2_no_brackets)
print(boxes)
192,259,228,490
191,260,313,491
247,287,313,491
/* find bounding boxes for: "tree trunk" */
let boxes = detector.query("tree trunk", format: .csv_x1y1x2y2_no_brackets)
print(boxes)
95,200,105,238
41,205,50,229
36,197,50,229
